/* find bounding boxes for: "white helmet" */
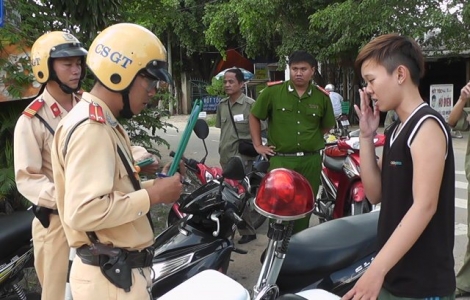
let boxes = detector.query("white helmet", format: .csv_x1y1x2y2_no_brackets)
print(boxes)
325,84,335,92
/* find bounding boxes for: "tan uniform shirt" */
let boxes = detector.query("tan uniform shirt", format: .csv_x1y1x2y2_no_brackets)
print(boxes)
51,92,154,250
14,88,78,209
215,93,266,168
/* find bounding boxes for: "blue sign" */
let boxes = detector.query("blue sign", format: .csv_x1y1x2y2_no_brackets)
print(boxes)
201,96,222,112
0,0,3,28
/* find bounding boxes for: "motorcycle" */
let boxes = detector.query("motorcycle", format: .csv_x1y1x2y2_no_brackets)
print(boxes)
166,118,267,229
314,130,385,222
0,209,40,300
332,114,351,138
157,167,379,299
151,156,267,298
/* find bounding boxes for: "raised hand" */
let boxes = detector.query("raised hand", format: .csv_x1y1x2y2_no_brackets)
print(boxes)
461,81,470,102
354,88,380,139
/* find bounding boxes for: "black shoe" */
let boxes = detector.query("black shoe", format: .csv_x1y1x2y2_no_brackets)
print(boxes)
456,288,470,298
238,235,256,244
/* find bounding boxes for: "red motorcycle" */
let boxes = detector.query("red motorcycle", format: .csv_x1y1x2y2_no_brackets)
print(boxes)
314,130,386,222
167,119,267,229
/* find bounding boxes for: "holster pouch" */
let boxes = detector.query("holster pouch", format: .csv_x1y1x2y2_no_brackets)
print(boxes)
99,250,132,292
32,204,52,228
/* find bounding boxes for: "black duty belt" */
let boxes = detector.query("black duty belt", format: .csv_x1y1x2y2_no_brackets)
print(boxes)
275,151,320,157
76,245,154,268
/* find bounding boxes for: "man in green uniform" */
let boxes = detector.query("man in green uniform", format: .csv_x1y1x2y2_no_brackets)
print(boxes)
249,50,335,233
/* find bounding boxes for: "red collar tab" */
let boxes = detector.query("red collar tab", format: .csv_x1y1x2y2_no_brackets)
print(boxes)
22,98,45,118
89,102,105,123
50,103,61,117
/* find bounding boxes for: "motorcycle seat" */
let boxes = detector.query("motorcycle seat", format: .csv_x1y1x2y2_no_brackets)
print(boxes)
323,155,346,172
0,210,34,258
277,211,378,287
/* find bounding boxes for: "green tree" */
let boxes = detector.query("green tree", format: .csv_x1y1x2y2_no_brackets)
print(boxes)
308,0,470,63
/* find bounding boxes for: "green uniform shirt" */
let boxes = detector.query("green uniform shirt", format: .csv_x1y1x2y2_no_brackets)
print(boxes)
216,94,256,168
251,81,335,153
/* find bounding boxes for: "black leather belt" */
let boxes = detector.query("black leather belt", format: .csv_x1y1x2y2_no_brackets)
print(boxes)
275,151,319,157
76,245,154,268
51,209,59,215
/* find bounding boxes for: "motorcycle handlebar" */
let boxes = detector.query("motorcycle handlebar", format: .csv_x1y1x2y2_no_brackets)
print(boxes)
225,208,246,229
169,150,199,172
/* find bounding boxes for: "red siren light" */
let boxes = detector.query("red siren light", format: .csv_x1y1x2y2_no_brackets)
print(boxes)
254,168,314,221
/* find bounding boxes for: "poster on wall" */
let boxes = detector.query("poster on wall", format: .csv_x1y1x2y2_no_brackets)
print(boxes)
430,84,453,122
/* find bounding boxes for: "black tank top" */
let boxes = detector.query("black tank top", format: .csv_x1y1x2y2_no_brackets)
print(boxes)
379,103,455,297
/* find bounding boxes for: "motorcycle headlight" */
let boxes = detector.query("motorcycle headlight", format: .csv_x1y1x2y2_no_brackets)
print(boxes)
152,253,194,281
205,171,214,182
343,156,360,178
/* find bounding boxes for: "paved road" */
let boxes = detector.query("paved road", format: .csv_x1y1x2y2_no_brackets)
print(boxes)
155,115,470,295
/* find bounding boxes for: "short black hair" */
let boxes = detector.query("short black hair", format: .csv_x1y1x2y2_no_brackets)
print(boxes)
355,33,425,86
288,51,317,67
224,68,245,83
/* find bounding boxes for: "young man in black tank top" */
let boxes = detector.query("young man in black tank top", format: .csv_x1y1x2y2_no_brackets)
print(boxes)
342,34,455,299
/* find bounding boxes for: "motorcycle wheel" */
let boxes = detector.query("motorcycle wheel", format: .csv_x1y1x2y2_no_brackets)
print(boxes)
350,199,371,216
250,210,267,230
245,196,267,229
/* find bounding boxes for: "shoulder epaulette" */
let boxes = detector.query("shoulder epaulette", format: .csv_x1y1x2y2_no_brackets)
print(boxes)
22,98,45,118
89,102,105,123
267,81,283,87
316,85,330,96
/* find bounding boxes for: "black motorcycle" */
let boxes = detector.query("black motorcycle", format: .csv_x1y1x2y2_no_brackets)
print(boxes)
274,211,378,296
0,209,40,300
151,156,265,298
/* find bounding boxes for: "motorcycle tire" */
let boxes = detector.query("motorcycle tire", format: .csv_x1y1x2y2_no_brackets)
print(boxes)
245,196,267,229
249,210,267,230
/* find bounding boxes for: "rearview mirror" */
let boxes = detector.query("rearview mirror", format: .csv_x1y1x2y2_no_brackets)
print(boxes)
193,118,209,140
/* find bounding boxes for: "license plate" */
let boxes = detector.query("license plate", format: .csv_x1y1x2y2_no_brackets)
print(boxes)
341,120,350,126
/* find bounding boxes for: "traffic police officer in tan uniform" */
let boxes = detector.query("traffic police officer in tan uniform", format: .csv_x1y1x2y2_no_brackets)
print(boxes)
250,50,335,234
14,31,87,300
51,23,182,299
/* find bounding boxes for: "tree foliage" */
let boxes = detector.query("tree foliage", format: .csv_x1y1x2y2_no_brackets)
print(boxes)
308,0,470,64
